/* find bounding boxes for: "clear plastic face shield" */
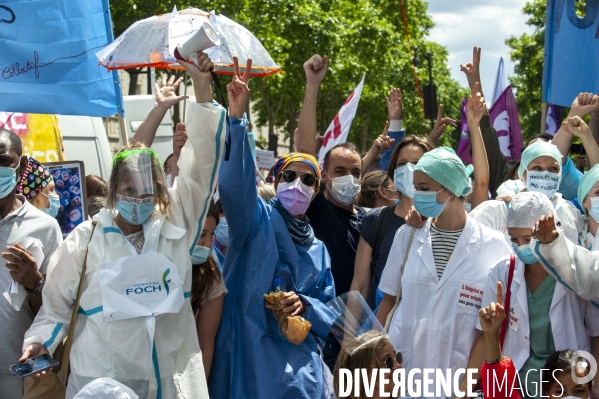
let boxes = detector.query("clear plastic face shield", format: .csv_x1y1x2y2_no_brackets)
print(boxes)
326,291,388,357
111,150,160,199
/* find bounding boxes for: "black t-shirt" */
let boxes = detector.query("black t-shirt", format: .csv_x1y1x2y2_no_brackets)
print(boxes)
306,193,365,295
358,207,405,308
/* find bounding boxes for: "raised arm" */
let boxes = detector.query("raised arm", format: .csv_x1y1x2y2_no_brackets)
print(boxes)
467,82,490,209
380,88,406,171
362,121,394,177
131,75,185,147
217,57,259,249
552,93,599,163
295,54,328,155
428,105,457,147
561,116,599,167
460,47,486,113
169,55,226,249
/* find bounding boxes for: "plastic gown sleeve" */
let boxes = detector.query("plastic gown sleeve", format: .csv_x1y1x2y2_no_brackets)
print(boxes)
171,101,226,250
23,222,91,353
532,233,599,304
379,129,405,172
558,156,583,201
218,116,259,249
298,249,336,338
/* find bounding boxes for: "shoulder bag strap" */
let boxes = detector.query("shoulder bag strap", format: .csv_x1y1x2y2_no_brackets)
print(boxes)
57,220,98,384
499,254,516,349
370,206,395,275
384,227,416,331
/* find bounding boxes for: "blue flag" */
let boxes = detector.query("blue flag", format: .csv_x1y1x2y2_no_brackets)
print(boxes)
543,0,599,106
0,0,123,117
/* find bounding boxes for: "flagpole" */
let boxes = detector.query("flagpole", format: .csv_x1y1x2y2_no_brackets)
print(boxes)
540,102,548,134
118,114,130,147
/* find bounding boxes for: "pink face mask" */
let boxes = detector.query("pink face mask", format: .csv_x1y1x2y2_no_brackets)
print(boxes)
276,180,314,215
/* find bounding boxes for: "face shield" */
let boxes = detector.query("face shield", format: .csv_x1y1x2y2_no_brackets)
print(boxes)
111,149,161,199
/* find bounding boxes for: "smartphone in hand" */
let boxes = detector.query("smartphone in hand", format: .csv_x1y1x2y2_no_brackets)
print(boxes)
10,354,59,378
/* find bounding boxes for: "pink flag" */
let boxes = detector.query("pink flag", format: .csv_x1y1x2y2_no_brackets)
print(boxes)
489,85,524,161
457,98,472,164
318,74,366,164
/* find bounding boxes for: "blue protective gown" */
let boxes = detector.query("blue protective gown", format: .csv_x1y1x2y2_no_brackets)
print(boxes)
209,117,336,399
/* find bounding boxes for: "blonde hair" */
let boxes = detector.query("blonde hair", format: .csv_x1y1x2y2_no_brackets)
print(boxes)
106,144,170,215
258,183,276,201
333,331,389,399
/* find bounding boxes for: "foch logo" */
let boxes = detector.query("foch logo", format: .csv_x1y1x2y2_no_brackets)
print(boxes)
124,268,172,296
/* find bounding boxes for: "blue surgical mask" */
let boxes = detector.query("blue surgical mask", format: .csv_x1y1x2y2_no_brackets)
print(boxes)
42,193,60,217
0,164,19,199
394,198,401,206
589,197,599,223
215,217,229,246
166,174,172,188
512,242,538,264
394,163,415,198
115,194,155,225
191,245,211,264
413,188,447,218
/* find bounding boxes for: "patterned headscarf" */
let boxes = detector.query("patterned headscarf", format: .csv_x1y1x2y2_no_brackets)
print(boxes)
17,157,53,200
273,152,321,191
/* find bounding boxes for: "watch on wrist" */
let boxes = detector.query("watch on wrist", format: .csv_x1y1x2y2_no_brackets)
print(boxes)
25,277,45,294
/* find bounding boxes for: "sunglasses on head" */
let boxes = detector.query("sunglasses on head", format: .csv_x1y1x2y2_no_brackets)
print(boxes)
281,169,317,187
379,352,402,369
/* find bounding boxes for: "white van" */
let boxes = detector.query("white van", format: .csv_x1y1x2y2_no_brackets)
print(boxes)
124,95,174,163
58,115,113,180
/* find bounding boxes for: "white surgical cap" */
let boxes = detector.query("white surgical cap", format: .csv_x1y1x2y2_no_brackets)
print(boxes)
507,191,557,229
73,378,138,399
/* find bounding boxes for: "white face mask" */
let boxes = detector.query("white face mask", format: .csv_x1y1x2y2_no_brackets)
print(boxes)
327,174,361,205
525,170,560,198
393,163,415,198
464,202,472,213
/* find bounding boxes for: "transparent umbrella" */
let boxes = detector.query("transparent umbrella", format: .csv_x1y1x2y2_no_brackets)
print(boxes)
96,8,280,77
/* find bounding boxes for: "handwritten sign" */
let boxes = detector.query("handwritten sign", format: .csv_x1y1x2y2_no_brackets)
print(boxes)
527,172,559,192
457,283,485,310
509,306,521,331
0,0,121,116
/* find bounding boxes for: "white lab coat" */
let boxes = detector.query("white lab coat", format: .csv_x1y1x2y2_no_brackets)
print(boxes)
379,217,511,399
532,228,599,304
23,101,226,399
478,256,599,370
470,194,584,246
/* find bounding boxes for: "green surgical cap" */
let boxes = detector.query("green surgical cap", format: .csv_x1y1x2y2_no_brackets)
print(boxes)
518,140,562,179
414,147,473,197
578,164,599,206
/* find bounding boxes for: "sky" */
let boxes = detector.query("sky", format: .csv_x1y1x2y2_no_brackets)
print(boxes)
427,0,536,97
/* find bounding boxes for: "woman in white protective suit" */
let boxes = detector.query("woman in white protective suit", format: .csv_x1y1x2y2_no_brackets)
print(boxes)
376,146,511,399
469,118,587,246
19,54,225,399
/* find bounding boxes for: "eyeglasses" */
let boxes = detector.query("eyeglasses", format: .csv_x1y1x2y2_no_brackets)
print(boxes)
379,352,402,369
281,169,317,187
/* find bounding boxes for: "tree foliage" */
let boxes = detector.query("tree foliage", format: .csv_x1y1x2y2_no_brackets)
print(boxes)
110,0,466,152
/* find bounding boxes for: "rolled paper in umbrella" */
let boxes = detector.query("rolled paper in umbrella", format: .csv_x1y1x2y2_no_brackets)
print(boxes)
264,291,312,345
174,21,220,61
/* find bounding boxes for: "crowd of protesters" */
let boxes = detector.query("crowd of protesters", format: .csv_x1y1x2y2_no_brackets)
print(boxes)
1,46,599,399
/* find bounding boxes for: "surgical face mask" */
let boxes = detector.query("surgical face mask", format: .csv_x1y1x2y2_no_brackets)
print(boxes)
115,194,155,225
413,188,448,218
166,174,172,188
191,245,211,264
393,163,415,198
512,242,538,264
464,202,472,213
525,170,560,198
277,179,314,215
589,197,599,222
215,217,229,246
42,193,60,217
0,164,19,199
327,174,361,205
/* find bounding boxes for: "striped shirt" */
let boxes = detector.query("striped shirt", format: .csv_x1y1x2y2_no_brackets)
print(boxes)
430,224,463,279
